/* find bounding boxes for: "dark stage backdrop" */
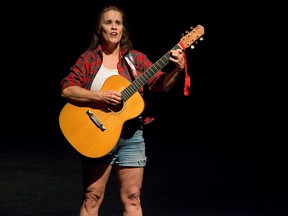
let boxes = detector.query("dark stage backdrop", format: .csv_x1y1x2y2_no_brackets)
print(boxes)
1,1,287,215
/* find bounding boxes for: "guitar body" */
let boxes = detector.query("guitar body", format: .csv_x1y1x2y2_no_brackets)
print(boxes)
59,75,145,158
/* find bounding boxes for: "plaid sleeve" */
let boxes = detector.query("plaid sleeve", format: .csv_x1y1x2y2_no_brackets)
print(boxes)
61,51,99,91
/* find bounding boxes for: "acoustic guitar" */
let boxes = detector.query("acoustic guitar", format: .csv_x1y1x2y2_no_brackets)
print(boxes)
59,25,205,158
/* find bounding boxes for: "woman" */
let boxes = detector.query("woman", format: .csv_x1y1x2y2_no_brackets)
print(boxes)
61,5,187,216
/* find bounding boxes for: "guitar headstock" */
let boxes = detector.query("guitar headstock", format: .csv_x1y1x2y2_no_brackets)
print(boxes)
180,25,205,49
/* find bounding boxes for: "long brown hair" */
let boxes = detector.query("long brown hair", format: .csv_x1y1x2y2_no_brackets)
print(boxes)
88,5,133,52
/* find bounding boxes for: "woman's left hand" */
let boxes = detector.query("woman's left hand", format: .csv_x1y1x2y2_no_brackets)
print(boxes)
169,49,185,71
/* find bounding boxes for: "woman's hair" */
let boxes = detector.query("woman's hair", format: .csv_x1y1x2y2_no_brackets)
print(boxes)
88,5,133,52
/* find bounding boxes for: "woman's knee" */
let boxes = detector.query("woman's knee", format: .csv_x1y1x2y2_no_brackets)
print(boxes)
83,191,104,210
121,189,141,205
129,192,141,206
121,191,142,215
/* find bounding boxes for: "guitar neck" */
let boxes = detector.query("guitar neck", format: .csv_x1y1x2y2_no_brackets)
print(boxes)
122,43,182,101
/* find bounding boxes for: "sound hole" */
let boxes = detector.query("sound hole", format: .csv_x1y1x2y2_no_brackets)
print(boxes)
107,101,124,112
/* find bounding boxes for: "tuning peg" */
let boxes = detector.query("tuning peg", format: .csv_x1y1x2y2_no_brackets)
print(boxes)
190,36,204,49
180,30,189,37
181,27,194,37
190,39,203,49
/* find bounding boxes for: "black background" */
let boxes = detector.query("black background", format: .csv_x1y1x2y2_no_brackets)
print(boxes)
1,1,287,215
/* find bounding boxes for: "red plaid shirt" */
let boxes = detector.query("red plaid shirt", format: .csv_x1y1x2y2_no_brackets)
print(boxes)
61,45,167,124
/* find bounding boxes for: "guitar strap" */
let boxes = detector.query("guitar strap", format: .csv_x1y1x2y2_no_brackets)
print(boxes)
124,52,138,79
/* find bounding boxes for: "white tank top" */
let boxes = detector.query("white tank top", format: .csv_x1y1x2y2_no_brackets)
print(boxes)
90,64,119,91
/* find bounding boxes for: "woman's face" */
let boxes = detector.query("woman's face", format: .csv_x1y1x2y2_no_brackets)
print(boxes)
99,10,123,45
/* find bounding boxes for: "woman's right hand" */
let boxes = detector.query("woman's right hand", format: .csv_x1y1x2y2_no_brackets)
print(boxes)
97,90,122,105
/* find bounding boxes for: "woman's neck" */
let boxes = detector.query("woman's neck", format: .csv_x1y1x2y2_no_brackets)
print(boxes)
102,45,120,70
102,42,120,55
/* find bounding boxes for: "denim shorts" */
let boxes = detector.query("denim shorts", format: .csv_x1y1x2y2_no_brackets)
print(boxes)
82,129,147,167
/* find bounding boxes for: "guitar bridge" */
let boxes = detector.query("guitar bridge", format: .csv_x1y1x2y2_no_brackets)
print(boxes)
86,110,106,131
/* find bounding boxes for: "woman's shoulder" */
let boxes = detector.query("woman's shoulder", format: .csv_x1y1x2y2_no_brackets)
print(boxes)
126,49,153,70
79,48,100,60
128,49,148,60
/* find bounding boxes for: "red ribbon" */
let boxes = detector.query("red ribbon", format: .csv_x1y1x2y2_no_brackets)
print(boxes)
183,52,190,96
178,42,190,96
